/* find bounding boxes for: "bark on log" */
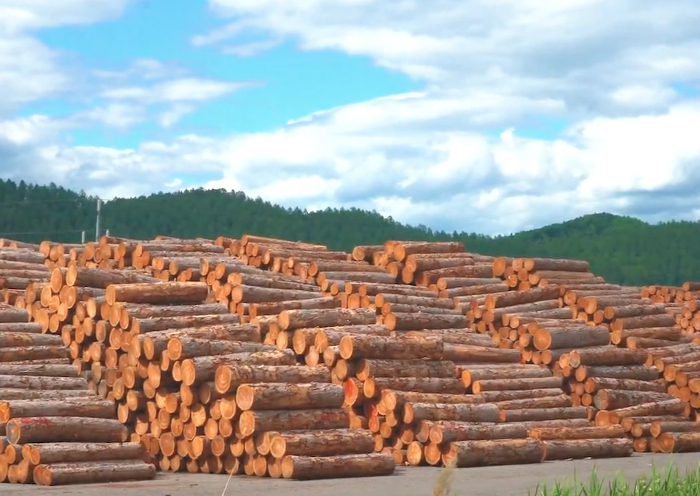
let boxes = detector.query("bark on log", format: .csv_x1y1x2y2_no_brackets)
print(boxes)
442,439,545,467
281,452,395,480
166,337,267,362
131,313,241,334
6,417,128,444
444,344,521,364
528,425,624,440
339,334,443,361
106,282,208,305
250,297,341,318
574,365,659,382
0,389,96,400
542,438,633,461
230,285,318,305
584,377,666,394
501,407,588,423
270,429,374,457
28,442,145,465
33,459,156,486
383,312,468,331
471,376,562,394
461,365,552,387
403,402,500,423
181,349,295,386
238,409,350,437
66,265,158,288
533,326,610,351
236,383,344,410
429,422,529,444
0,399,115,423
214,365,331,394
279,308,376,331
356,359,455,381
0,374,87,390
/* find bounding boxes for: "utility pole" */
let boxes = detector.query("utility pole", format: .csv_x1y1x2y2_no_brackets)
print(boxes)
81,231,86,244
95,199,102,243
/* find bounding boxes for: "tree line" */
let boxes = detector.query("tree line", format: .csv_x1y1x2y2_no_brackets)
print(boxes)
0,179,697,287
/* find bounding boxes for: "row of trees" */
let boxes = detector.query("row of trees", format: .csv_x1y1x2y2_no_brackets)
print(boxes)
0,179,697,286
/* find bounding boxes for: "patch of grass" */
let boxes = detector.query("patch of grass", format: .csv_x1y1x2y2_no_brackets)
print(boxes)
527,462,700,496
430,461,700,496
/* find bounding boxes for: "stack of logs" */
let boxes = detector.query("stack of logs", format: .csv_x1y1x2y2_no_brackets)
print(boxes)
2,233,700,486
0,302,155,485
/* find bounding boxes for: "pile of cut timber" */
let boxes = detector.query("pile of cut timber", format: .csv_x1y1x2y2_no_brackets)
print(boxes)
0,302,155,485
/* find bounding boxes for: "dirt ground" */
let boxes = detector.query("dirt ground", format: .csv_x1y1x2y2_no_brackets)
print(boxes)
3,453,698,496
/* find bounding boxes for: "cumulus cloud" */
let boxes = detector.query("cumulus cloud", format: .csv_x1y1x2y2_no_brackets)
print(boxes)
3,0,700,235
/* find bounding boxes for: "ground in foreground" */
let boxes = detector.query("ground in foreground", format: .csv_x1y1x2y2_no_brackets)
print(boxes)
3,453,699,496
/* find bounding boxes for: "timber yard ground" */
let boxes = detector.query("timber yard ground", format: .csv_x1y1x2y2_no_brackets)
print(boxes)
4,453,700,496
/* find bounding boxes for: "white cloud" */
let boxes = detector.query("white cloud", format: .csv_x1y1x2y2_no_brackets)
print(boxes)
3,0,700,236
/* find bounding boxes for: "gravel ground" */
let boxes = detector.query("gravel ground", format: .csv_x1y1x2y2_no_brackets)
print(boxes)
3,452,698,496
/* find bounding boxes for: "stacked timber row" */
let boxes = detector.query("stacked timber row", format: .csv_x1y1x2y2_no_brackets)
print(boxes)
643,282,700,305
35,272,395,480
0,246,51,307
0,303,156,486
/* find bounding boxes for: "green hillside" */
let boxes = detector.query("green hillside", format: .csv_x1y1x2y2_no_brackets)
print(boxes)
0,179,698,287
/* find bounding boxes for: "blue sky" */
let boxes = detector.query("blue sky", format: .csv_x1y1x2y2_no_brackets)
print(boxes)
29,0,420,148
2,0,700,235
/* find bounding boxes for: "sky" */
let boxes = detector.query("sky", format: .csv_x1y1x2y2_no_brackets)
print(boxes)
1,0,700,235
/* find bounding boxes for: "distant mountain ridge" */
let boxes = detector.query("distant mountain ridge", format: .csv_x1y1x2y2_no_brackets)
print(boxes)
0,179,698,286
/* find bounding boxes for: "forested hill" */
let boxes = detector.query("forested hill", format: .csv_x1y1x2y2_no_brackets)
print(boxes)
0,179,698,286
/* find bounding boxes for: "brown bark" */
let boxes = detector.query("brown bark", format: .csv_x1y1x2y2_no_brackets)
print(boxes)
392,241,464,262
355,358,455,382
0,248,45,264
0,374,86,390
339,334,443,361
542,438,633,461
0,332,62,348
583,377,666,394
309,260,383,275
181,349,295,386
529,425,624,440
496,394,571,410
0,398,115,422
250,297,341,318
130,313,241,334
66,265,158,288
484,285,560,310
311,325,392,353
6,417,128,444
442,438,544,467
569,347,648,367
0,363,78,377
471,376,562,394
230,284,319,304
403,402,500,423
533,325,610,351
106,281,208,305
406,330,495,347
405,253,474,272
33,459,156,486
0,303,29,323
279,308,376,331
461,365,551,387
380,390,484,411
236,383,344,410
610,313,677,331
270,429,374,457
501,407,588,423
28,442,145,465
593,390,675,410
523,258,590,272
374,293,454,309
650,421,700,437
574,365,659,382
415,264,494,286
119,302,229,320
0,389,96,400
429,422,529,444
214,364,331,394
383,312,467,331
605,398,687,424
656,432,700,453
477,388,564,402
365,377,465,395
238,408,349,437
443,344,521,364
228,272,317,290
280,452,394,480
166,337,268,362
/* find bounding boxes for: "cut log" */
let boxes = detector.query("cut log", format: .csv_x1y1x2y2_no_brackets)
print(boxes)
270,429,374,457
131,313,241,334
403,403,500,423
236,383,344,410
0,399,116,423
281,452,395,480
0,375,87,390
356,359,455,381
533,326,609,351
28,442,145,465
33,459,156,486
594,390,675,410
181,349,295,386
501,407,588,423
6,417,128,444
429,422,529,444
66,265,158,288
106,281,208,305
215,365,331,394
542,438,633,460
339,334,443,361
471,377,562,394
528,425,624,440
238,409,350,437
442,439,545,467
462,365,552,387
279,308,376,331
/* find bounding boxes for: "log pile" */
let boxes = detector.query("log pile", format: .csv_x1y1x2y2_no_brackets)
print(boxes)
0,246,51,307
3,232,700,484
0,303,156,485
